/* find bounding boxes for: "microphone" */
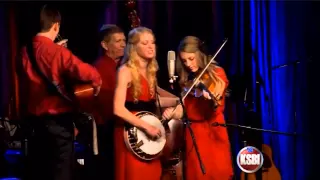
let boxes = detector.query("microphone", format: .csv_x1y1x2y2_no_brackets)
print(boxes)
167,50,177,84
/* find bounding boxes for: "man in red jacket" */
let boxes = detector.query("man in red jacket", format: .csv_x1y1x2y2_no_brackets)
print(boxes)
19,5,101,180
92,24,126,179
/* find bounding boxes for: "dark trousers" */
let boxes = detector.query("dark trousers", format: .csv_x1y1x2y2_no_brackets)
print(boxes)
24,113,74,180
93,121,114,179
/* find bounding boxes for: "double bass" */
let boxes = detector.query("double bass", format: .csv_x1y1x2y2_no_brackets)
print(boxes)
124,1,184,179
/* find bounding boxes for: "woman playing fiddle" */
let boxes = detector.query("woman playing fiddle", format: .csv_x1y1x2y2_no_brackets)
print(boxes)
113,27,183,180
176,36,233,180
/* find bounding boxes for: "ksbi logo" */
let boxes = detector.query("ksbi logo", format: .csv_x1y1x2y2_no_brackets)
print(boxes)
236,146,264,173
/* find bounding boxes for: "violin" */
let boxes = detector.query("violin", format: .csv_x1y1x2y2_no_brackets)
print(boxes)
181,38,229,108
183,71,220,108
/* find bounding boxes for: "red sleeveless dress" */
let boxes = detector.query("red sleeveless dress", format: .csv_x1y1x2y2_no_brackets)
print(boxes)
114,76,162,180
184,68,234,180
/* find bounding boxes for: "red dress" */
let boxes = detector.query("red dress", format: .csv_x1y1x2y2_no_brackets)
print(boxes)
114,76,162,180
184,67,234,180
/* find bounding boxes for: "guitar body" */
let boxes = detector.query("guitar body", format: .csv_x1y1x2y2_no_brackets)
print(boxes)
240,144,281,180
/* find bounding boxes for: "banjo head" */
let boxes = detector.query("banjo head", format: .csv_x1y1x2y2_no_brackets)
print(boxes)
137,112,166,155
124,111,166,161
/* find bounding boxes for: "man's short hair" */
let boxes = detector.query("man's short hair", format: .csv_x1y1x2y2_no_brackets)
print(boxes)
40,4,61,32
99,24,124,43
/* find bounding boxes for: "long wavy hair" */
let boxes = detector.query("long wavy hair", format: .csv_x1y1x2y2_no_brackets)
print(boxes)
176,36,223,88
120,27,159,101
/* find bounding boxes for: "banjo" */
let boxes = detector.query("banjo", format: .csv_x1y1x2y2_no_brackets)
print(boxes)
123,95,183,161
123,111,167,161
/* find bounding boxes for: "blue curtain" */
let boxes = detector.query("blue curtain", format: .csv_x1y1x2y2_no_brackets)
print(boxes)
249,1,310,179
228,1,247,177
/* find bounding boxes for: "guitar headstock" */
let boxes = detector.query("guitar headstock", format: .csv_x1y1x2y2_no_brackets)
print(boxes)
125,0,141,28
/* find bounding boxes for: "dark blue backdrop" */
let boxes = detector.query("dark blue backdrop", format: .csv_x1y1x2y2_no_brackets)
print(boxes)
231,1,315,179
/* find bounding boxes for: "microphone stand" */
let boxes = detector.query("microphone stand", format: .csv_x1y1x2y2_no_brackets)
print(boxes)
212,122,299,137
272,60,299,180
170,79,206,176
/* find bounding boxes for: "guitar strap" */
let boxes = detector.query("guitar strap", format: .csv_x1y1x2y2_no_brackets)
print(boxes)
25,41,72,102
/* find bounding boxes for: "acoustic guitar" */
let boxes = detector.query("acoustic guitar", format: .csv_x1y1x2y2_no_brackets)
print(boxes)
240,144,281,180
54,35,96,106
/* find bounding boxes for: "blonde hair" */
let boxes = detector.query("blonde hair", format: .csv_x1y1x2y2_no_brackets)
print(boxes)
121,27,159,101
176,36,222,87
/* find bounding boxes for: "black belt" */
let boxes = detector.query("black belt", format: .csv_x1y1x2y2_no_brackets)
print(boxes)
125,100,157,113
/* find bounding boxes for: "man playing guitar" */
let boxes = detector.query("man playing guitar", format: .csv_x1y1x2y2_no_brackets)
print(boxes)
19,5,101,180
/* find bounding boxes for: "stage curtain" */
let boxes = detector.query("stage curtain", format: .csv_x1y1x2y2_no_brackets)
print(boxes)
250,1,311,179
0,3,15,118
8,4,19,119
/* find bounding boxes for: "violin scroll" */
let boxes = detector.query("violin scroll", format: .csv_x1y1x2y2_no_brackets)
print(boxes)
125,0,141,28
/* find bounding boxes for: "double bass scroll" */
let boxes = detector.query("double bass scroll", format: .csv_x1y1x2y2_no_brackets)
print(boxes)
125,0,141,28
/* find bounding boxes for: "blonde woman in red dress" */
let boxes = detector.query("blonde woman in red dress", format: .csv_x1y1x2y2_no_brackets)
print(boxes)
113,26,183,180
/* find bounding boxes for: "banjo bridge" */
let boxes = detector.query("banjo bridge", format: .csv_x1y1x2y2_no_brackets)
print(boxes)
136,140,144,148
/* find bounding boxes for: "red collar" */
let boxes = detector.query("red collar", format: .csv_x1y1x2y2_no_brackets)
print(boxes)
33,35,54,43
